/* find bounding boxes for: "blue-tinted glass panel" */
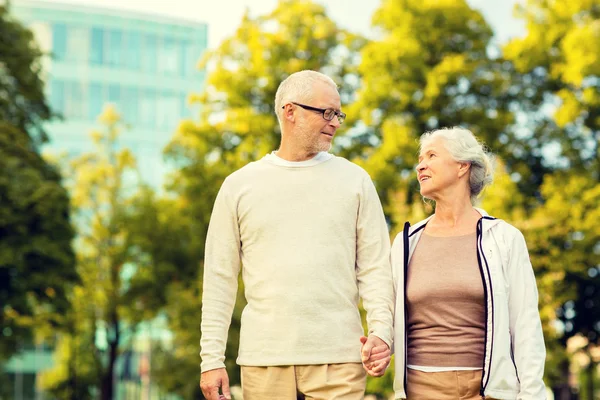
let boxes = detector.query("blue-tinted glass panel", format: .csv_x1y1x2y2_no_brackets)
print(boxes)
141,35,157,73
186,44,200,76
108,85,121,108
107,30,123,67
90,28,104,65
122,87,138,124
139,89,156,128
50,80,65,115
158,38,178,75
156,91,179,129
89,83,104,119
52,24,67,61
180,94,189,119
125,31,141,70
65,81,84,119
178,41,185,77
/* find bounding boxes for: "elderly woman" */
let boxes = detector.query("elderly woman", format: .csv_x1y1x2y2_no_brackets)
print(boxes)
391,127,546,399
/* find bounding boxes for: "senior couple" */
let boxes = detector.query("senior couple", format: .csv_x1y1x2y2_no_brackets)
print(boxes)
199,70,547,400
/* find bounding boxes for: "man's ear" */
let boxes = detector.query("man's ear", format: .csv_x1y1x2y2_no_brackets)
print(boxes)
282,104,295,123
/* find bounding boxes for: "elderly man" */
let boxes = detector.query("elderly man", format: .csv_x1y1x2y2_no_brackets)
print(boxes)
200,70,393,400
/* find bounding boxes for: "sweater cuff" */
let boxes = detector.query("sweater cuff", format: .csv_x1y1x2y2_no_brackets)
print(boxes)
369,324,393,349
200,360,226,374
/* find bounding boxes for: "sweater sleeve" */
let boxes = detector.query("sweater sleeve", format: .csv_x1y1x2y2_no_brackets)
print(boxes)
506,228,547,399
200,179,241,373
355,175,394,347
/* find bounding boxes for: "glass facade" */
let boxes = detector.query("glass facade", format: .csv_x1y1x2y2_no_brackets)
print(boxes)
12,0,208,188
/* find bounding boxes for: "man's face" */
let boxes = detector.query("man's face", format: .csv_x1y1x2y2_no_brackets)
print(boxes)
293,82,342,154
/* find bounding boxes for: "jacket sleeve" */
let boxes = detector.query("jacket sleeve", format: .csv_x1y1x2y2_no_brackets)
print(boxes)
355,175,394,348
200,179,241,373
506,227,547,399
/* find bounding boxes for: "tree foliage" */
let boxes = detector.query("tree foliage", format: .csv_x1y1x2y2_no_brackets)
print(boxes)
40,106,153,400
0,4,53,145
341,0,523,212
504,0,599,173
0,4,75,362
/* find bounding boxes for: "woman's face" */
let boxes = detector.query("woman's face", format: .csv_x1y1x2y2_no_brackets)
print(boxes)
416,137,465,200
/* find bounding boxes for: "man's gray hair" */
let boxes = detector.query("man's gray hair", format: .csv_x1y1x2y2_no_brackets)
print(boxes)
420,127,495,204
274,70,338,123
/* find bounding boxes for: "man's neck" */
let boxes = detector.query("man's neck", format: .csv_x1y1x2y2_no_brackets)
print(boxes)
274,147,318,162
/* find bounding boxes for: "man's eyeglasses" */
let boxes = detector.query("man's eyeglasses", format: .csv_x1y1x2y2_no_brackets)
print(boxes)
283,102,346,124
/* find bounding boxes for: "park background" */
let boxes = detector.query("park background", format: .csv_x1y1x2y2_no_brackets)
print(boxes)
0,0,598,399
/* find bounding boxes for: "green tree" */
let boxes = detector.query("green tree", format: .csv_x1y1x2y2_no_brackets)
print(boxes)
342,0,525,223
504,0,599,174
504,2,599,397
0,4,53,143
525,171,600,399
40,106,153,400
0,4,75,361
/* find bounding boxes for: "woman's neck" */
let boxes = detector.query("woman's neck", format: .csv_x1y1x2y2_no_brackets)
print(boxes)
426,201,482,237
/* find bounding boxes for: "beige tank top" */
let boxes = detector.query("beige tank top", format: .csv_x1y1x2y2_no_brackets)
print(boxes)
406,232,485,368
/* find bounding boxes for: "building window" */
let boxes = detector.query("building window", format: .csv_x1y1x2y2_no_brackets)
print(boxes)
139,89,156,128
180,94,189,119
107,30,123,67
179,41,189,77
141,34,157,73
65,81,84,119
50,80,65,115
156,91,179,129
89,83,104,120
65,27,88,63
90,28,104,65
158,38,178,75
186,43,200,76
52,23,67,61
124,31,141,70
122,87,139,125
108,85,121,104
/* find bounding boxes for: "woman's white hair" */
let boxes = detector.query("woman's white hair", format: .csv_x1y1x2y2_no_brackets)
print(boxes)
274,70,338,123
420,126,495,204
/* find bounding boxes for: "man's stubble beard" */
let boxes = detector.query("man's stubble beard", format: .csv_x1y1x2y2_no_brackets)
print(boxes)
296,120,332,154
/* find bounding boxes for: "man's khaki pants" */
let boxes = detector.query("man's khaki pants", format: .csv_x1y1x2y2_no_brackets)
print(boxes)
241,363,366,400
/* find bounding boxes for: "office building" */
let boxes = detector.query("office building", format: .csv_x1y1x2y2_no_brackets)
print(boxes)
11,0,208,186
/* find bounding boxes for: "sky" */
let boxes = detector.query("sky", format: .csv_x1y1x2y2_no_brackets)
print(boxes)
19,0,527,49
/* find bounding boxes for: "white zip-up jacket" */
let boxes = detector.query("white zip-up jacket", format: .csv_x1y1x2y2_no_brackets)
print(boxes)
391,209,546,399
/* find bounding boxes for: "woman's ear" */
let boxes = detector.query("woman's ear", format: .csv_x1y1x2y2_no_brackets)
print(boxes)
458,161,471,178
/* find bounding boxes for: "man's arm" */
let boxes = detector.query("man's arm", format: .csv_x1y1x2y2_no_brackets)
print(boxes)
355,174,394,348
200,180,241,389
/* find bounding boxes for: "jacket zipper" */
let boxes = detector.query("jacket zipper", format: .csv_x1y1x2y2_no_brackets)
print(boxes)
477,217,495,397
510,342,520,383
402,221,410,393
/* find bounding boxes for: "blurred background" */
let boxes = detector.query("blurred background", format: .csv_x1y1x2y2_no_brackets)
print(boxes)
0,0,598,399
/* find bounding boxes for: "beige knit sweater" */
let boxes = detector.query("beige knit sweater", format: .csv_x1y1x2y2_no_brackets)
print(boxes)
200,152,394,372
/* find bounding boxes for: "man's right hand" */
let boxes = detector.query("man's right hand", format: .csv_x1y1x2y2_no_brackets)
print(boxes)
200,368,231,400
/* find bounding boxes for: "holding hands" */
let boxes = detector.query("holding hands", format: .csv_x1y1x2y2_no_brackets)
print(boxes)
360,335,391,377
